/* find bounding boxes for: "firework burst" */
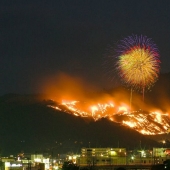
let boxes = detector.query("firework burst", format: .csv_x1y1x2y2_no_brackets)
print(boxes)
116,35,160,92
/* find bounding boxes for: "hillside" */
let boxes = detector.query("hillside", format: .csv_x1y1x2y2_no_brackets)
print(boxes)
0,94,160,156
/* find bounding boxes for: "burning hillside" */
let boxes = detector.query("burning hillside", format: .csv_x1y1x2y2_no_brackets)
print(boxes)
40,73,170,136
48,100,170,135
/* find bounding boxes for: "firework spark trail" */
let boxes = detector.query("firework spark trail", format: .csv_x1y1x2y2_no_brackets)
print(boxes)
114,35,160,102
48,99,170,135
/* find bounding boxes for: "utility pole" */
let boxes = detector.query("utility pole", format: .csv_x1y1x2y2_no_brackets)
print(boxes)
27,158,31,170
51,151,53,170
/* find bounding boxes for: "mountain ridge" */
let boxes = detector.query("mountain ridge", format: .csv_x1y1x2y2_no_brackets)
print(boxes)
0,96,160,156
1,72,170,156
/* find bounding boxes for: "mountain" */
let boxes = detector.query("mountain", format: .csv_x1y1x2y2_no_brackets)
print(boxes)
0,94,160,156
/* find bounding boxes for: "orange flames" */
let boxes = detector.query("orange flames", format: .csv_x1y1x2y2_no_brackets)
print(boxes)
48,99,170,135
40,73,170,135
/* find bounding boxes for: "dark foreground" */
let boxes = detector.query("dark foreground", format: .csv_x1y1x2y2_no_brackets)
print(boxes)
78,164,165,170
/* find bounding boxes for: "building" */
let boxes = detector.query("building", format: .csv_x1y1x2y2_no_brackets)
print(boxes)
77,147,170,167
1,147,170,169
78,148,127,166
152,147,170,164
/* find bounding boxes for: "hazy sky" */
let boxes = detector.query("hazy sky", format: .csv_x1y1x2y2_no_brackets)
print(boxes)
1,0,170,95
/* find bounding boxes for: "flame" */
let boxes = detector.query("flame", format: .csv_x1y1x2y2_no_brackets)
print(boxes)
118,106,128,112
123,121,136,128
91,106,98,117
47,99,170,135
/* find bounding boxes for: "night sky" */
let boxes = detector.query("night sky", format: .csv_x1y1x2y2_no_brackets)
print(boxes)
1,0,170,95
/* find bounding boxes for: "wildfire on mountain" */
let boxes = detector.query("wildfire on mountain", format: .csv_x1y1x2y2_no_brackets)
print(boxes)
48,100,170,135
40,73,170,136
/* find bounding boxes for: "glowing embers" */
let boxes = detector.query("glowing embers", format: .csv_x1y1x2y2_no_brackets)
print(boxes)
62,100,86,117
48,100,170,135
61,100,115,120
90,103,115,119
114,111,170,135
123,121,136,128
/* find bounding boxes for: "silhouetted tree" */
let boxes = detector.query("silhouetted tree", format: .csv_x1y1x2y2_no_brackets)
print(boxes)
116,167,126,170
62,161,79,170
